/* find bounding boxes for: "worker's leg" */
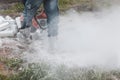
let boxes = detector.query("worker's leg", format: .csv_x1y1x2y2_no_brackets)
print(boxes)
44,0,59,37
21,0,38,33
22,0,27,15
21,0,43,29
22,0,27,5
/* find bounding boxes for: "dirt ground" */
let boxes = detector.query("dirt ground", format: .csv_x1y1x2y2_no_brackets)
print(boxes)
0,38,27,76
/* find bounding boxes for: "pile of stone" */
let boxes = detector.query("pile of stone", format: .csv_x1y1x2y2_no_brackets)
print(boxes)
0,16,19,37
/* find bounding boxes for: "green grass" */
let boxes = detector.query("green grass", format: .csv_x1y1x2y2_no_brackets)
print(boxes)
0,57,23,70
0,0,89,15
1,63,120,80
0,0,114,15
59,0,93,11
59,0,81,10
0,57,120,80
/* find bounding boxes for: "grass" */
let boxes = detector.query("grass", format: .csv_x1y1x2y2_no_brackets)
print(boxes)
1,62,120,80
0,62,51,80
0,0,92,15
0,2,24,15
59,0,94,11
0,57,23,70
0,55,120,80
0,0,115,15
0,57,23,78
0,57,120,80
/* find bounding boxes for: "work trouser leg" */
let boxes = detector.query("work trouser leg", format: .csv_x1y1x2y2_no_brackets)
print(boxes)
22,0,27,5
22,0,43,29
44,0,59,37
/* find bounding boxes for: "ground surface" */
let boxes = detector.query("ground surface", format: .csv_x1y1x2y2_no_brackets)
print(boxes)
0,38,26,76
1,0,120,80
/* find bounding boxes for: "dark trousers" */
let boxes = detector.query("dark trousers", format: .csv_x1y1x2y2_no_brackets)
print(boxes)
23,0,59,37
22,0,27,5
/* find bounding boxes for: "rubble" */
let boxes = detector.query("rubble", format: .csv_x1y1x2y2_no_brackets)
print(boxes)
0,38,26,57
0,16,19,37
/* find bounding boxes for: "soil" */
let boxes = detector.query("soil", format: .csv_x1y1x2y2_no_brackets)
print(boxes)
0,0,19,3
0,0,21,10
0,38,27,76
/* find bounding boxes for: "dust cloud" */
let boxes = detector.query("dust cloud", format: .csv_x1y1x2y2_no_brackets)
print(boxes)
23,5,120,69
